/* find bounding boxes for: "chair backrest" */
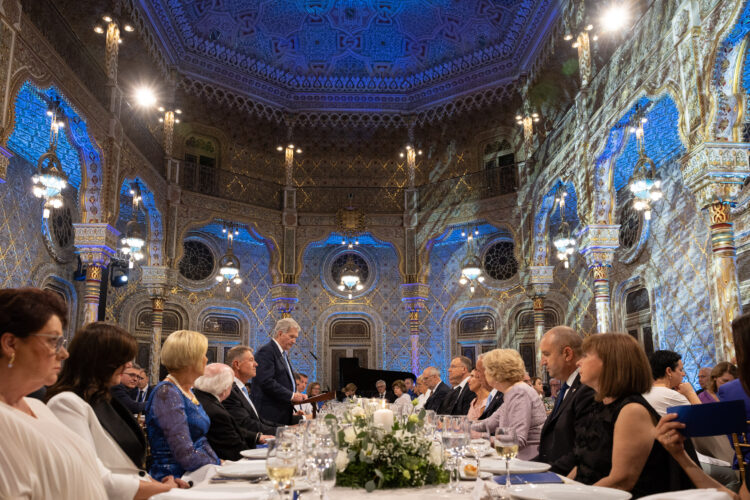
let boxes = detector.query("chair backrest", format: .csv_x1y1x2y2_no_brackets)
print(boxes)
732,420,750,476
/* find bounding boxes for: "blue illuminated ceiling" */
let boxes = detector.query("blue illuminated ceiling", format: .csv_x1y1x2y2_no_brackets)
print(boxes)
140,0,557,112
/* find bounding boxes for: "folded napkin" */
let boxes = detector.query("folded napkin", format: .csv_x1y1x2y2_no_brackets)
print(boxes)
492,472,563,485
638,488,732,500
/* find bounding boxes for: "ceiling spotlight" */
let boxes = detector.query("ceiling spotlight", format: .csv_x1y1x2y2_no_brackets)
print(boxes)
175,118,180,124
118,38,123,44
564,33,573,41
175,109,182,114
288,144,294,149
515,115,522,121
94,25,104,34
124,24,134,32
296,148,302,154
572,41,580,48
158,117,163,123
592,35,599,41
399,152,404,158
417,150,422,155
134,86,157,108
158,106,165,112
601,4,629,32
277,146,283,151
102,15,112,23
585,24,593,31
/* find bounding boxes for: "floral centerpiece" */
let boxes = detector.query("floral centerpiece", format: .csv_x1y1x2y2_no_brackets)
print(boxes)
329,405,449,491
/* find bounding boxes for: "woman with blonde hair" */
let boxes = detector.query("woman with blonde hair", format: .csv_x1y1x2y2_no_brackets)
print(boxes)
470,348,547,459
146,330,220,480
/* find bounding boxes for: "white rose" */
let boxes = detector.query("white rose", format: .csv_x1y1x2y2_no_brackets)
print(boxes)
429,441,443,466
351,406,365,418
343,426,357,444
335,450,350,472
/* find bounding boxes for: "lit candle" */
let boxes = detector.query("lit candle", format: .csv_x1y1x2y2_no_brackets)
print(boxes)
373,407,394,429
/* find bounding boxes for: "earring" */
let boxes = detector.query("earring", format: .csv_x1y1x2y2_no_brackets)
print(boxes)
7,353,14,368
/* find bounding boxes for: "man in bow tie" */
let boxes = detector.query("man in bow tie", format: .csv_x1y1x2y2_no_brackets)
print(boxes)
439,356,476,415
534,326,596,474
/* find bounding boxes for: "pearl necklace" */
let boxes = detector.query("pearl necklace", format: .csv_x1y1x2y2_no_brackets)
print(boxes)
165,374,199,405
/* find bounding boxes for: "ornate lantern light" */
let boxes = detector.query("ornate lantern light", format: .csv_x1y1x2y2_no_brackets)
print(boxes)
32,99,68,219
628,115,662,220
216,224,242,292
552,189,576,269
120,181,146,268
337,255,364,299
458,228,485,293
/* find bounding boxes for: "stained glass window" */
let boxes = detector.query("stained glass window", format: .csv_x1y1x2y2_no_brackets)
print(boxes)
483,240,518,281
618,199,641,249
178,240,215,281
50,205,73,249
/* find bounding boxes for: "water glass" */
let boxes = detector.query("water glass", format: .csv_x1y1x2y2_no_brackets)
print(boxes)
312,433,338,500
467,429,490,471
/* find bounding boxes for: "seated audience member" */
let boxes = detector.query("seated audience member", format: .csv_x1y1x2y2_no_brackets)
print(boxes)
47,322,181,499
466,368,490,421
146,330,220,480
422,366,452,412
536,326,596,475
341,382,357,401
531,377,545,398
471,349,546,460
719,314,750,478
194,363,272,461
111,362,146,415
375,379,396,402
700,361,737,403
643,350,701,415
303,381,323,413
697,367,712,395
440,356,476,415
404,377,417,400
0,287,106,499
549,378,561,398
476,354,504,421
414,375,430,410
571,333,694,497
135,367,152,404
293,372,308,414
222,345,279,435
391,379,412,415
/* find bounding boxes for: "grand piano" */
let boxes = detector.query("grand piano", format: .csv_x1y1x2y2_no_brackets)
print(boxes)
338,357,416,399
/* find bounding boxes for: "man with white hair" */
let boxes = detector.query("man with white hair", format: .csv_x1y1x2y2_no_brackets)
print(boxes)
422,366,451,413
250,318,306,425
194,363,273,460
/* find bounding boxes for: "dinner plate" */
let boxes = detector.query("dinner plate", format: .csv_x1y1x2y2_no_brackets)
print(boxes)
240,448,268,459
479,458,551,474
152,490,266,500
215,461,267,478
507,483,632,500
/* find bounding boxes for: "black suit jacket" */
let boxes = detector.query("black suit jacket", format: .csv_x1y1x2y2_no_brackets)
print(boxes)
110,384,146,414
479,391,504,420
223,383,279,435
92,396,147,469
194,388,259,461
535,374,596,474
250,341,297,425
376,390,396,403
424,381,452,413
439,383,476,415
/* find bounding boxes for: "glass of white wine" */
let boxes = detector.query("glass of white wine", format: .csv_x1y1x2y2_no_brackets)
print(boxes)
266,436,297,500
494,427,519,497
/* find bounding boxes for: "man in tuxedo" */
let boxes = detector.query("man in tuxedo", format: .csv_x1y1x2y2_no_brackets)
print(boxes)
535,326,596,474
422,366,451,413
475,354,504,420
250,318,306,425
195,363,273,461
110,362,146,414
439,356,476,415
375,379,396,402
223,345,280,435
134,367,152,404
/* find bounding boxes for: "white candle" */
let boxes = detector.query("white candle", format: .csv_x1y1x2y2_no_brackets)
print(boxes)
373,408,394,429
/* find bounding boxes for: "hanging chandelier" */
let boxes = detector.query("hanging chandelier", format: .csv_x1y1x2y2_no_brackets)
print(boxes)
552,189,576,269
337,255,364,299
32,99,68,219
458,228,485,293
216,224,242,292
628,115,662,220
120,181,146,268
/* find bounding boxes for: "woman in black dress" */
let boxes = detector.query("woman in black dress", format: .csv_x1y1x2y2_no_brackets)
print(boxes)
571,333,694,498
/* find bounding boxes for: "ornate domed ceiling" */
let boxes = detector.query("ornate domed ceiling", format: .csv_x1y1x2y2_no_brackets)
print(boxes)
139,0,558,114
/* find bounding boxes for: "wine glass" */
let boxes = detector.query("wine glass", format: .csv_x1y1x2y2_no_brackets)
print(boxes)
494,427,519,497
266,435,297,499
312,432,338,500
467,429,490,473
438,415,469,492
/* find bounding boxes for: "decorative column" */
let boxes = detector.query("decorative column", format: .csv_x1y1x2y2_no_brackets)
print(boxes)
681,142,750,360
0,146,12,183
142,266,171,384
271,283,300,318
529,265,553,375
73,223,119,325
573,30,592,88
578,225,619,333
0,2,21,182
401,283,429,376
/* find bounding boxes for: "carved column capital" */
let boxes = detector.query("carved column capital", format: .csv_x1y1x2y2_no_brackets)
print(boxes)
0,145,11,183
401,283,430,308
681,142,750,209
578,224,619,269
271,283,300,318
73,223,119,266
141,265,173,298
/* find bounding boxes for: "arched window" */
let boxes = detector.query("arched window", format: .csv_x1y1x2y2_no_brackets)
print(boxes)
624,287,654,355
482,140,517,195
514,308,559,375
182,134,218,195
329,318,372,391
457,313,496,368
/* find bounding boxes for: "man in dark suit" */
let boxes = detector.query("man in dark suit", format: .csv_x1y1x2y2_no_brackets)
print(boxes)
476,354,504,420
422,366,452,413
535,326,596,474
250,318,306,425
134,367,153,404
110,362,146,414
375,379,396,403
223,345,280,435
439,356,476,415
195,363,272,461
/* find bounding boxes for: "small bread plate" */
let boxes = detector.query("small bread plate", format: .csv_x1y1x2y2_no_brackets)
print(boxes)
240,448,268,459
479,458,550,475
507,483,632,500
215,461,267,479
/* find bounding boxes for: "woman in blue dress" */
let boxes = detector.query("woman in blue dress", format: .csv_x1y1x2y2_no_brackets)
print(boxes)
146,330,220,480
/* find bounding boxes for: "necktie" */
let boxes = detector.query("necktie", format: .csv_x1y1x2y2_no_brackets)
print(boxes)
138,390,144,402
485,392,494,409
282,352,295,389
241,385,260,418
550,382,570,418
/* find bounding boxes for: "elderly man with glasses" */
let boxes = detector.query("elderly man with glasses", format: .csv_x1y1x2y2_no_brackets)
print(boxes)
110,362,147,415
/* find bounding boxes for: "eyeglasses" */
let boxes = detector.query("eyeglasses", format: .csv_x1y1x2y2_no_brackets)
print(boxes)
31,334,67,353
